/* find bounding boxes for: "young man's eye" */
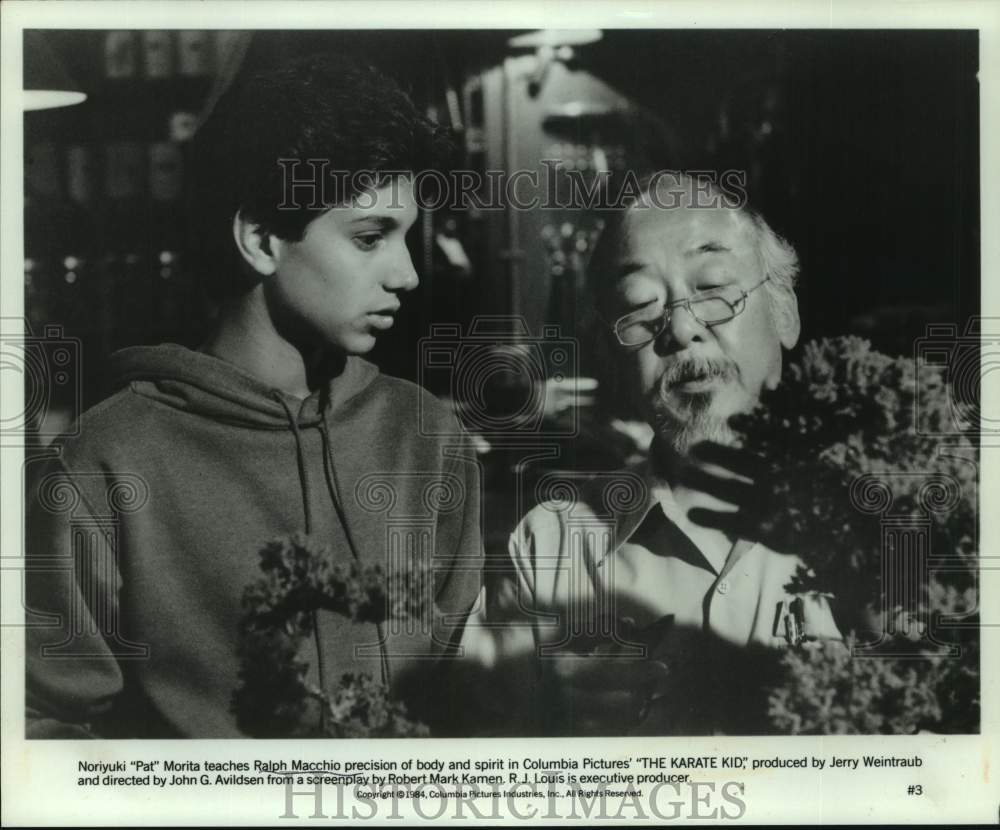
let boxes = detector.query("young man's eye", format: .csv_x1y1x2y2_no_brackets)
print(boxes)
353,233,385,251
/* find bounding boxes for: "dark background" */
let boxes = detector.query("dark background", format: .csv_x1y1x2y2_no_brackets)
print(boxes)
24,28,979,411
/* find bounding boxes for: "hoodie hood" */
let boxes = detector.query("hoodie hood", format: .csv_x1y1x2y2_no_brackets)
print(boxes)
108,343,380,429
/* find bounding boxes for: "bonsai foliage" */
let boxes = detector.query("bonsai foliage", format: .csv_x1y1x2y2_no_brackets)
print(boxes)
732,337,979,734
233,533,431,737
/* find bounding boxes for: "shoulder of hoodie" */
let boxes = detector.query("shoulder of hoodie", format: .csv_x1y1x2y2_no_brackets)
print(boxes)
53,360,467,465
359,368,465,435
50,383,165,469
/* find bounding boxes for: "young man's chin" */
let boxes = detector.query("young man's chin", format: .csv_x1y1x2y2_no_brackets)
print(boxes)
327,329,378,356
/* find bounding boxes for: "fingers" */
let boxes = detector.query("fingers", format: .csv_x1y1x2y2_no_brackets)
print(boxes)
677,464,757,509
690,440,765,482
569,377,600,392
542,376,600,417
684,442,771,525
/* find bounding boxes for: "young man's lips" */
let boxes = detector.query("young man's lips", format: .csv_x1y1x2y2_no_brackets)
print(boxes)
367,311,398,330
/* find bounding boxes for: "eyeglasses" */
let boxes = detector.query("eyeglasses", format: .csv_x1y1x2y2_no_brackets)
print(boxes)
610,276,770,347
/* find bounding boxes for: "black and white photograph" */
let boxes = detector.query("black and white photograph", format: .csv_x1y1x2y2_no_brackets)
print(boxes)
2,1,998,825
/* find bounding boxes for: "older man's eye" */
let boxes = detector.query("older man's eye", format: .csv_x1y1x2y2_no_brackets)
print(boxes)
696,282,742,297
620,300,662,322
704,283,747,300
698,242,729,253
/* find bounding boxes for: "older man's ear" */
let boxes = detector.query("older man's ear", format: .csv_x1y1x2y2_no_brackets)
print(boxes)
771,284,801,350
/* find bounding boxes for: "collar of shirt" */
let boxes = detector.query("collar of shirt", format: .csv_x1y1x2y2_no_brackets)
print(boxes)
600,458,754,577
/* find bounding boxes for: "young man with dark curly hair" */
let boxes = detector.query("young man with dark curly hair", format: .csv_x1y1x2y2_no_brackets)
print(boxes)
25,54,484,738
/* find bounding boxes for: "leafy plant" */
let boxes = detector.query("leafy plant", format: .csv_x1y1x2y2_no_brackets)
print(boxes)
233,534,431,737
732,337,979,734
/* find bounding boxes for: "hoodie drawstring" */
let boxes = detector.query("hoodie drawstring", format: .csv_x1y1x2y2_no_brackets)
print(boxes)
319,413,393,689
273,392,327,731
272,392,393,722
274,394,313,534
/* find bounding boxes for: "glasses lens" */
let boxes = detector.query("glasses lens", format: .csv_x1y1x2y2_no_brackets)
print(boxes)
617,319,657,346
615,303,663,346
690,287,745,325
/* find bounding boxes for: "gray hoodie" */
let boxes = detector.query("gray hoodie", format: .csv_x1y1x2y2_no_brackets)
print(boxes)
25,344,483,737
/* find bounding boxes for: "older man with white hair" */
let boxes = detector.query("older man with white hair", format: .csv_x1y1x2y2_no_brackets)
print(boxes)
488,173,842,736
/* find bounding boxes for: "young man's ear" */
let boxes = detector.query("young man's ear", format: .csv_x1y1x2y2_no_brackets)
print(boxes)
232,211,278,277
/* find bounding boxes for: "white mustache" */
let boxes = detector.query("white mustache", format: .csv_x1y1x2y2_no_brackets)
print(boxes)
658,357,739,389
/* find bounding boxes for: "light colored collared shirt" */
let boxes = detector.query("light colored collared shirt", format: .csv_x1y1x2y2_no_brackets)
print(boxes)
487,460,842,734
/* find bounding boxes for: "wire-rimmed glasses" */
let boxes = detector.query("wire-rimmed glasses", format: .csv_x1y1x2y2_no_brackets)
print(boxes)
610,276,770,347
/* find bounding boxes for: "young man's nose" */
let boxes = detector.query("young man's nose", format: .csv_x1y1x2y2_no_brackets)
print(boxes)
383,248,420,293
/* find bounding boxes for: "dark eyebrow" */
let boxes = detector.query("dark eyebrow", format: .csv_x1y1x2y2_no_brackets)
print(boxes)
349,215,401,230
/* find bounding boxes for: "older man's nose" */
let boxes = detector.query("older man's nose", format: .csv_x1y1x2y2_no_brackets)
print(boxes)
655,304,705,352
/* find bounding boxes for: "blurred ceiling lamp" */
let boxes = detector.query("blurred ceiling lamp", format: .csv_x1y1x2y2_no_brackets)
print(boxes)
23,31,86,111
508,29,603,50
507,29,603,97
